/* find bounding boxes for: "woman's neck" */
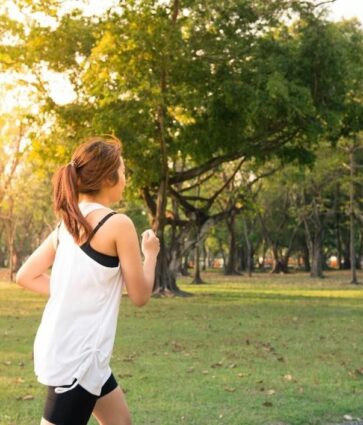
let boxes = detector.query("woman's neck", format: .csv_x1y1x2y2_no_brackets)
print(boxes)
78,194,111,207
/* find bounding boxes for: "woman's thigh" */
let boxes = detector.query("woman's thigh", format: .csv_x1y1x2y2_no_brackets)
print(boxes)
92,386,132,425
40,419,55,425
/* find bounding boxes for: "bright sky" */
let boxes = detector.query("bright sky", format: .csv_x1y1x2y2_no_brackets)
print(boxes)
0,0,362,112
327,0,363,22
57,0,119,18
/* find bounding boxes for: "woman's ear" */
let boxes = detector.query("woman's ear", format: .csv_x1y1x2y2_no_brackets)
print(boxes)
103,178,113,188
103,176,117,188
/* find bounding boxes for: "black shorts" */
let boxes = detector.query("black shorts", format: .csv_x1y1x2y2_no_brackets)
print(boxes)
43,372,118,425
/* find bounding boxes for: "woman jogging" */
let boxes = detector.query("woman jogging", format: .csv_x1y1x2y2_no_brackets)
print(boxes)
16,136,160,425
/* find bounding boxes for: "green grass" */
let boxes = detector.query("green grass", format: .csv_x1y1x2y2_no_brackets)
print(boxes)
0,270,363,425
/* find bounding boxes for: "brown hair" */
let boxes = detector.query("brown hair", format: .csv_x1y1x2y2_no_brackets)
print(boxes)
52,135,122,244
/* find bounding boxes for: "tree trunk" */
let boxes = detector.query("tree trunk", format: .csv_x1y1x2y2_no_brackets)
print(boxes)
225,212,240,275
192,239,205,284
334,183,343,269
310,227,324,278
258,240,267,270
9,231,15,282
202,241,207,271
257,211,285,274
342,238,351,269
154,181,172,292
151,162,190,295
302,194,324,279
5,220,16,282
152,2,186,295
238,245,246,271
349,147,358,284
270,246,284,273
356,230,363,270
280,254,289,273
242,217,252,277
154,240,173,291
181,252,190,276
302,243,311,272
280,224,300,273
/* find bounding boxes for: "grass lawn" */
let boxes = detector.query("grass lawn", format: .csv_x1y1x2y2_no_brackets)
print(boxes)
0,270,362,425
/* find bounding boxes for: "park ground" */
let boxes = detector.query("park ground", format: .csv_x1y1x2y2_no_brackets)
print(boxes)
0,270,362,425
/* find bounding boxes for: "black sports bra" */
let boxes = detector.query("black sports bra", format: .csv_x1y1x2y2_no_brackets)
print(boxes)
80,212,119,268
57,212,119,268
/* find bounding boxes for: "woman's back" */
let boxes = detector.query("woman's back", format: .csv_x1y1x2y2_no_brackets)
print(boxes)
34,202,124,396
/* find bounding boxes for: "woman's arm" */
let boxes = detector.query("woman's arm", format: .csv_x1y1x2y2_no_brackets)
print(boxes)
15,230,57,296
113,214,159,307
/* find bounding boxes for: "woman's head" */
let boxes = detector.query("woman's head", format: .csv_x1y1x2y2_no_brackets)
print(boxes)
52,135,125,243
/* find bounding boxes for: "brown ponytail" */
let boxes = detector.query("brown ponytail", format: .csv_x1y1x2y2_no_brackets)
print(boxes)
52,136,122,244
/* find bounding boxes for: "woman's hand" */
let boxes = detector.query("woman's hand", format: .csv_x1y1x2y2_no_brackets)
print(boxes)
141,229,160,258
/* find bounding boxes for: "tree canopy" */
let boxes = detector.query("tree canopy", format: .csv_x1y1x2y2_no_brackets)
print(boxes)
0,0,363,289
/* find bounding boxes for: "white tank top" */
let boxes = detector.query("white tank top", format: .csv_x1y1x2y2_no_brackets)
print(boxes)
33,202,124,396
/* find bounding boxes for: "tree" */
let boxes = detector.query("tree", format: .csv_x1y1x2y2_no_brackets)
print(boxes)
336,20,363,283
1,0,358,291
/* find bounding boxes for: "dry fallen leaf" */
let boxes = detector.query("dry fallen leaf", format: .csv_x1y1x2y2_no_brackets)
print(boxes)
283,374,293,381
118,373,133,379
224,387,236,392
122,355,135,363
211,361,223,368
171,341,184,352
22,395,34,401
263,401,273,407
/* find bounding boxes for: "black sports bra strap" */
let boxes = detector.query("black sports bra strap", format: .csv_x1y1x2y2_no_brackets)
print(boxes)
86,212,117,244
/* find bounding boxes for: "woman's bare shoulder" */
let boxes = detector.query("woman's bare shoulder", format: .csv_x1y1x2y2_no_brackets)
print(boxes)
109,213,136,233
111,212,133,223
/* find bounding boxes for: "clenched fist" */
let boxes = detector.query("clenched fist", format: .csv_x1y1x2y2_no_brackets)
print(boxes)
141,229,160,258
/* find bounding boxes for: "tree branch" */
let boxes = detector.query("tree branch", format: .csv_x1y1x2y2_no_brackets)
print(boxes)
142,186,157,216
205,157,246,209
171,0,179,24
168,126,299,185
313,0,336,8
169,157,246,216
178,171,215,193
